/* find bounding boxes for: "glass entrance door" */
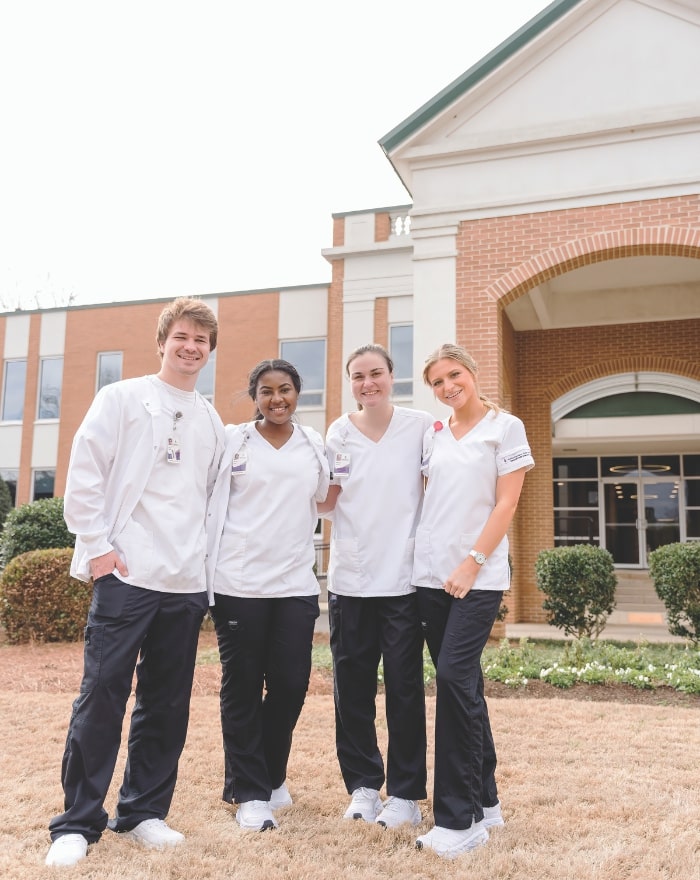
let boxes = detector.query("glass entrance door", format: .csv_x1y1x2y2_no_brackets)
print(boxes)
604,479,680,566
604,481,639,565
643,480,680,558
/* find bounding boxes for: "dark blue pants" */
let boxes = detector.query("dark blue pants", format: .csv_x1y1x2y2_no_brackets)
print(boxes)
49,576,208,842
417,587,503,829
211,594,319,804
329,592,427,799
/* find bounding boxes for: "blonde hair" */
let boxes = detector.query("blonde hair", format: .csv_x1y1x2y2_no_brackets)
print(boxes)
156,297,218,357
422,343,500,413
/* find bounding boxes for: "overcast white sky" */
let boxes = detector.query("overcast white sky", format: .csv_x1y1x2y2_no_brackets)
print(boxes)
1,0,548,310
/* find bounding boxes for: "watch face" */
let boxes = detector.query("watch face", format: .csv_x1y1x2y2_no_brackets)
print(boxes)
471,550,486,565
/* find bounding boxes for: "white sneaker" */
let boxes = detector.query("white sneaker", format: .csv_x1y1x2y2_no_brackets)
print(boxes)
236,800,278,831
342,787,383,822
416,820,489,859
483,802,504,828
45,834,89,867
124,818,184,849
376,797,421,828
269,782,293,811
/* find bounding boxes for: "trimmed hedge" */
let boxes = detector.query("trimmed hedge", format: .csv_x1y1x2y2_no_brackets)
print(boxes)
0,497,74,570
0,476,11,533
648,542,700,644
0,548,92,644
535,544,617,640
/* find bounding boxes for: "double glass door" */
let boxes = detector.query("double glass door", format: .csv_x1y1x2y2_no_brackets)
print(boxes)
603,479,680,566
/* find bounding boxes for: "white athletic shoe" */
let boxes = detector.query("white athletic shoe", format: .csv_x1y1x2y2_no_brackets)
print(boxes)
269,782,293,811
483,802,504,828
124,818,184,849
45,834,89,867
376,797,421,828
342,787,383,822
236,800,278,831
416,820,489,858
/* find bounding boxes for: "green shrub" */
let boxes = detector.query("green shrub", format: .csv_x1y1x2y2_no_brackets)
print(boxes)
0,476,12,532
648,542,700,644
0,497,74,569
0,548,91,644
535,544,617,640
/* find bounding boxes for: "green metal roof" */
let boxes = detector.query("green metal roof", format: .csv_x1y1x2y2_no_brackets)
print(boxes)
379,0,584,155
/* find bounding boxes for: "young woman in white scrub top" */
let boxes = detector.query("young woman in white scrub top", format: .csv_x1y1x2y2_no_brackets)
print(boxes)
209,359,330,833
413,343,534,860
324,344,433,829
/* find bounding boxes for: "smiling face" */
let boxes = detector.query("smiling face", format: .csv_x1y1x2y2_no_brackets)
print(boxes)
426,357,479,412
347,351,393,409
254,369,299,424
157,318,211,390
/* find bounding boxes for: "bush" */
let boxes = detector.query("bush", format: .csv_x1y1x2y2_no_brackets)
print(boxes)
648,542,700,644
0,497,74,570
0,476,12,532
535,545,617,640
0,548,91,644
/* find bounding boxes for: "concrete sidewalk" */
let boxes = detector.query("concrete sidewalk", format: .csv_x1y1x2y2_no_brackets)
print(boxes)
315,604,686,643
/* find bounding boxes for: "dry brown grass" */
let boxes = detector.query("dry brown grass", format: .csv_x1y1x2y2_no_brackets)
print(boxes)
1,632,699,879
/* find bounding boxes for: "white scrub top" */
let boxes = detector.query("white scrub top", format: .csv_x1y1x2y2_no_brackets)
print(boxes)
325,406,433,597
213,423,324,598
412,409,534,591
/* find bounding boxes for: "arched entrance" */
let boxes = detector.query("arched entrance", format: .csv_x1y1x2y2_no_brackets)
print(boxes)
551,374,700,621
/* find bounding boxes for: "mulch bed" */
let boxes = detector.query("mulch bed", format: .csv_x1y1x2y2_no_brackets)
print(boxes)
1,628,698,707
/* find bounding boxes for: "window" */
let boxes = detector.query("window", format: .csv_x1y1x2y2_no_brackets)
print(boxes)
0,469,18,506
280,339,325,407
38,357,63,419
97,352,123,390
552,457,599,547
196,350,215,402
1,359,27,421
684,454,700,540
32,469,55,501
389,324,413,397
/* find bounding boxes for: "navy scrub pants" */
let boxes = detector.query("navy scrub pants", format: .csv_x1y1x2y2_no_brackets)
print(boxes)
328,592,427,800
416,586,503,830
211,593,319,804
49,576,208,842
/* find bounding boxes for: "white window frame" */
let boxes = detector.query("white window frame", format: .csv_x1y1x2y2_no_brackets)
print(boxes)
96,351,123,392
1,359,27,422
37,357,63,420
389,323,413,399
280,338,326,408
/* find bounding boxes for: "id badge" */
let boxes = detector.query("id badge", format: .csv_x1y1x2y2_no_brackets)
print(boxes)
166,437,181,464
231,450,248,475
334,452,350,478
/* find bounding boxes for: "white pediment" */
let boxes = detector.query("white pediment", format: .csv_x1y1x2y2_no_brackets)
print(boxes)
427,0,700,147
386,0,700,210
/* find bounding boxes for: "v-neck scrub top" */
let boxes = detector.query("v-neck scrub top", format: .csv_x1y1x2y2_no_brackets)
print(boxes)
412,409,534,591
325,406,433,597
213,424,325,598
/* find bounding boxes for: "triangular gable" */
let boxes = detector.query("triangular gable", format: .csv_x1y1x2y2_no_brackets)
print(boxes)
380,0,700,197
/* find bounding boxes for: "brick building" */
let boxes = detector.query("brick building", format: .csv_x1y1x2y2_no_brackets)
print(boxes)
2,0,699,624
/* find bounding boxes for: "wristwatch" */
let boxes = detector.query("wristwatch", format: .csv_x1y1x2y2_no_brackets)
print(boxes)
469,549,487,565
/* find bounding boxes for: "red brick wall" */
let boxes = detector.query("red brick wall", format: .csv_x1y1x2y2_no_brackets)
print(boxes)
456,195,700,622
375,212,391,243
374,297,388,348
215,292,279,425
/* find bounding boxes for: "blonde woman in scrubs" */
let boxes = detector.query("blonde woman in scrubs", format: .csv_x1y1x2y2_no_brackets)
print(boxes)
209,359,330,833
413,343,534,859
324,344,433,829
